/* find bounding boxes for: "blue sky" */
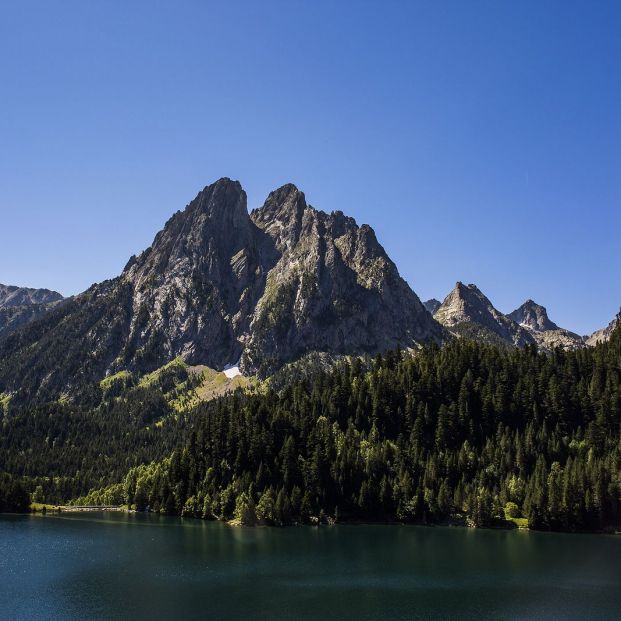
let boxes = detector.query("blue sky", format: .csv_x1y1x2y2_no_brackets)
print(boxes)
1,1,619,334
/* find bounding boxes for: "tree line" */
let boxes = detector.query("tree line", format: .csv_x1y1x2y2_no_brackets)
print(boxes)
74,317,621,532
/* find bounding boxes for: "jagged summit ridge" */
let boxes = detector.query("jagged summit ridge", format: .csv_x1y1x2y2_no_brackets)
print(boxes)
243,185,444,375
0,178,444,400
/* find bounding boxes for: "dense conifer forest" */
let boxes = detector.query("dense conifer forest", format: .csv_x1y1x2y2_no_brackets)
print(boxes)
0,362,198,507
65,316,621,533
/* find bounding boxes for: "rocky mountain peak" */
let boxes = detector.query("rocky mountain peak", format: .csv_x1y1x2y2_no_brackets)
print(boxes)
125,178,253,280
506,299,585,350
250,183,307,252
192,177,247,225
241,188,444,376
434,282,534,347
508,300,558,332
435,282,491,323
0,179,445,399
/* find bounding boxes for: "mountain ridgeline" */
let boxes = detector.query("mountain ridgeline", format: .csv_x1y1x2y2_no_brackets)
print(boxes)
0,179,443,403
427,284,594,351
0,284,64,339
0,177,619,532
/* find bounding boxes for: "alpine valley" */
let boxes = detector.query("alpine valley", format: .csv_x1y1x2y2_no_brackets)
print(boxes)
0,179,619,534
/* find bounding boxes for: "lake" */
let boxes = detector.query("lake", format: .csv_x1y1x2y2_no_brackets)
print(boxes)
1,513,620,620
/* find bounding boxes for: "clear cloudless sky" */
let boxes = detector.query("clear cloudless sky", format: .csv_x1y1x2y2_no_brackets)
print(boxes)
1,1,619,334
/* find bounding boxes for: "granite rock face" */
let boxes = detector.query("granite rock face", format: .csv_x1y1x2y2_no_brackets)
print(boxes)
0,178,445,400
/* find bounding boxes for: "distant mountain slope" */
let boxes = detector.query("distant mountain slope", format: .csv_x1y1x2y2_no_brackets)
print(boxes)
0,284,64,339
586,315,619,346
423,298,441,315
0,178,444,402
433,282,534,348
0,284,62,307
508,300,585,351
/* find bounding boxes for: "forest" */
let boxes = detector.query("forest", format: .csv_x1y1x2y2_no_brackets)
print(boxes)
68,316,621,532
0,360,198,508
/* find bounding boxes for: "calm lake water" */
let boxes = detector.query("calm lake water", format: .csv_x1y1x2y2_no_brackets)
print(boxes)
1,513,620,621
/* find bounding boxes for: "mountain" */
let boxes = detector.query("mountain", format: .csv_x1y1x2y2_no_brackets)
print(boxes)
508,299,558,332
433,282,534,347
508,300,585,350
586,315,619,346
423,298,441,315
0,178,443,402
0,284,63,307
242,184,444,375
0,284,64,339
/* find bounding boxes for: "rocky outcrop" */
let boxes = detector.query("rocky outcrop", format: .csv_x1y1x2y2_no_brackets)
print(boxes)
0,178,444,401
508,300,585,351
433,282,534,348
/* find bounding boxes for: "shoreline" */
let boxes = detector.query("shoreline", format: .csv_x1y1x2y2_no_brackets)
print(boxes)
23,506,621,535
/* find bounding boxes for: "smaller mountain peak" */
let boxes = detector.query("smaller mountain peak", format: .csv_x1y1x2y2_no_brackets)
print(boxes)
424,298,441,315
508,299,558,332
439,282,492,313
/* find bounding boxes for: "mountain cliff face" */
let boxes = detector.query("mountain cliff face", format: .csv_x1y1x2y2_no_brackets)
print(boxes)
433,282,534,347
0,178,443,401
508,300,585,350
242,184,444,376
119,178,277,371
0,284,64,339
